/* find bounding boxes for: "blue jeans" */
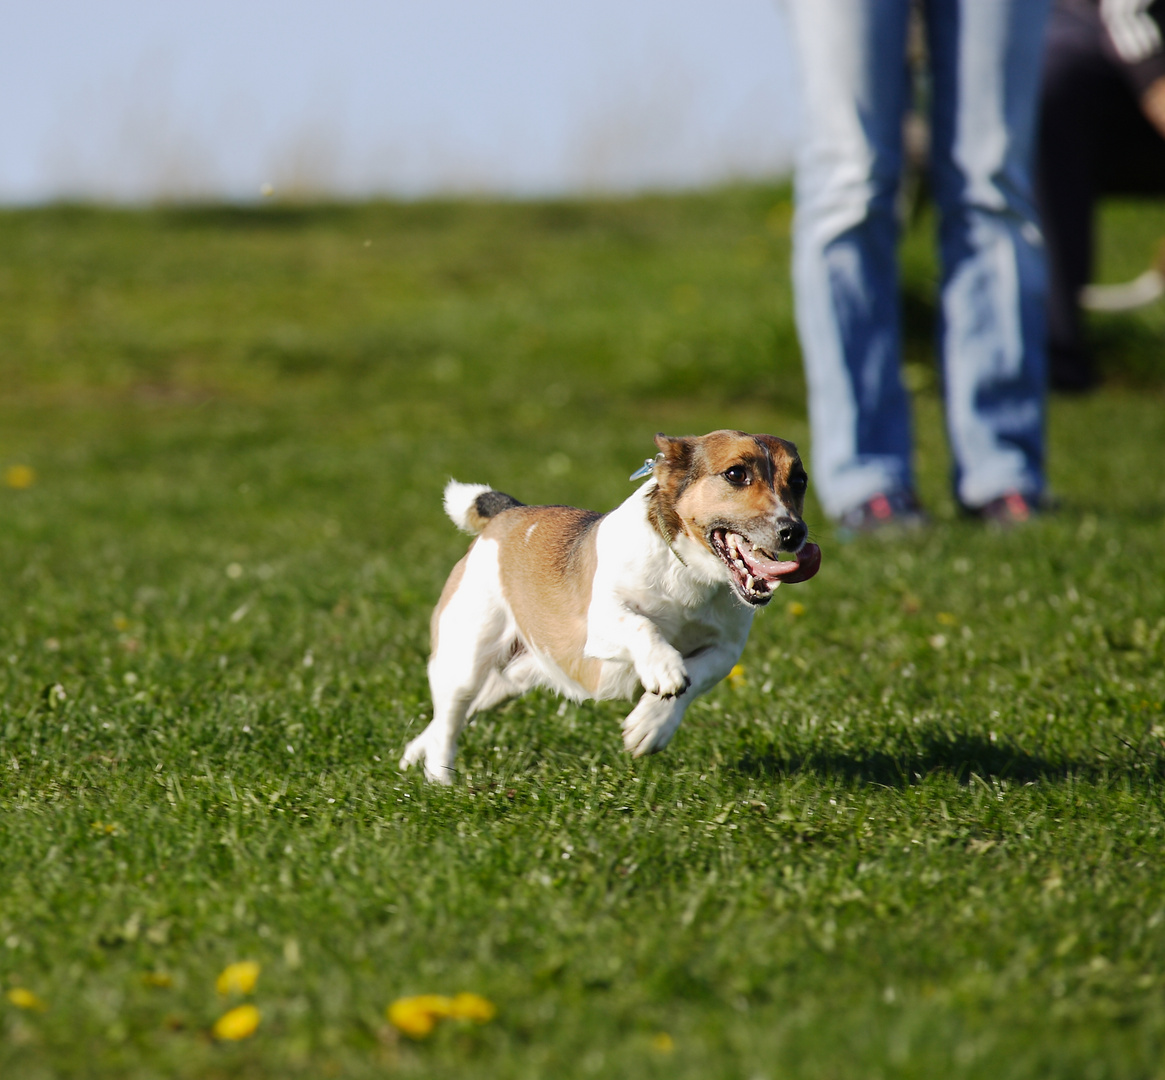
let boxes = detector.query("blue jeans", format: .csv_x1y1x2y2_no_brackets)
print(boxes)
784,0,1050,517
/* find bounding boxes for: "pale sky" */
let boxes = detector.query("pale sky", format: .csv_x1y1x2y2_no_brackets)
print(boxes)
3,0,799,202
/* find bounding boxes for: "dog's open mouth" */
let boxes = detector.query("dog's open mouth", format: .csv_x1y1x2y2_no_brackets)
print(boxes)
710,529,822,605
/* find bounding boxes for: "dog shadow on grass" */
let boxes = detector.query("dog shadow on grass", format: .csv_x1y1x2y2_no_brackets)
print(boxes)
733,730,1162,787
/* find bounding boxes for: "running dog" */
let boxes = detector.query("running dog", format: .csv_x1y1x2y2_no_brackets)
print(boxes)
400,430,821,783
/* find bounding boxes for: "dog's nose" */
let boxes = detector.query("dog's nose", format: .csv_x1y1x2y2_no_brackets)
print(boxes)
778,520,807,551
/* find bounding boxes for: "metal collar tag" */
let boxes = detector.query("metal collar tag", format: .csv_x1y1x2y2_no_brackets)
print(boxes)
628,457,657,481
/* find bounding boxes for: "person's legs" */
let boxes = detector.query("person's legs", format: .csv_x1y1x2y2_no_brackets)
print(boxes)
785,0,915,520
1036,4,1109,391
1038,8,1165,390
926,0,1051,510
1095,97,1165,195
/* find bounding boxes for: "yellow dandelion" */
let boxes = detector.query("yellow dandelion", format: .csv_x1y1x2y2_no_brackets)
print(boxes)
213,1003,261,1041
387,995,452,1038
448,992,496,1023
727,664,746,689
936,611,958,626
6,987,47,1012
216,960,260,996
787,600,806,617
142,972,173,989
650,1032,675,1054
387,992,497,1038
3,465,35,490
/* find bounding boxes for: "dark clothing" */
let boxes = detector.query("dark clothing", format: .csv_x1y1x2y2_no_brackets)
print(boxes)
1037,0,1165,390
1096,0,1165,94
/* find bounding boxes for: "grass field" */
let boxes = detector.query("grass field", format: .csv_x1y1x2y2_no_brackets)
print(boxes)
2,186,1165,1079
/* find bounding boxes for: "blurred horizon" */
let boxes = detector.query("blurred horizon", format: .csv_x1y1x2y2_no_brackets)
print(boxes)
4,0,799,205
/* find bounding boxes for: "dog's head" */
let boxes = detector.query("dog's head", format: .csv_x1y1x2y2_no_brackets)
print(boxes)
646,430,821,605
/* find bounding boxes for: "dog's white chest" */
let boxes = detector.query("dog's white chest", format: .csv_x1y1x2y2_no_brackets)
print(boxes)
580,496,754,697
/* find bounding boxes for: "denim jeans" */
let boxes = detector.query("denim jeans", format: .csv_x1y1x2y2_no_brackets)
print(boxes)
784,0,1050,517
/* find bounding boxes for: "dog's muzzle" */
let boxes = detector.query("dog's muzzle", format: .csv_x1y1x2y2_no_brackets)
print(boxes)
710,529,821,605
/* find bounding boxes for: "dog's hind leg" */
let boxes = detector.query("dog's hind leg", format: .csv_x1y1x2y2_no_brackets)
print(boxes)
400,543,509,784
401,618,506,784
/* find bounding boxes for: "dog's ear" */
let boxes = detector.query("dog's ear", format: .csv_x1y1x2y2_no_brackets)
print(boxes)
753,433,799,464
653,433,694,472
647,434,697,541
753,434,806,500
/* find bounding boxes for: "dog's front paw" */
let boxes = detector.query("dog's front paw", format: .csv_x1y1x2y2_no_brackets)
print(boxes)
637,647,690,699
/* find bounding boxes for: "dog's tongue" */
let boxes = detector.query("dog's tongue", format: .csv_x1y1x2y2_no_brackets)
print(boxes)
742,538,821,585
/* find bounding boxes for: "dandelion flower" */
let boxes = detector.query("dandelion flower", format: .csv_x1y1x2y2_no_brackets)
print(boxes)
387,995,452,1038
787,600,806,617
6,987,47,1011
213,1003,261,1040
3,465,35,490
216,960,260,996
651,1032,675,1054
727,664,746,688
142,972,173,989
449,992,496,1023
387,992,496,1038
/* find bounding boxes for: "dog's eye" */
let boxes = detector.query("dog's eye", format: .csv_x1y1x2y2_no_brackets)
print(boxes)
789,472,808,493
723,466,750,486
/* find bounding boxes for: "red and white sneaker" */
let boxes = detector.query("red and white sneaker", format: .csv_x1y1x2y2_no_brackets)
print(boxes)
966,491,1052,528
836,491,928,538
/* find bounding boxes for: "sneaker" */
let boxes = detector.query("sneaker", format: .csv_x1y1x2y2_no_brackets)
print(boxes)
836,491,928,538
965,490,1050,528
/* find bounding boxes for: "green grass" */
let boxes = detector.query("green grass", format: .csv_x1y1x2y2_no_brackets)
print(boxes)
1,187,1165,1079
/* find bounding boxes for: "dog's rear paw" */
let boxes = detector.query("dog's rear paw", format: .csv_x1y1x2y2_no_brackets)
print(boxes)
400,734,455,785
399,735,426,772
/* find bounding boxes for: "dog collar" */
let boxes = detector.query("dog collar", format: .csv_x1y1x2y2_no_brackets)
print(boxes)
644,493,689,568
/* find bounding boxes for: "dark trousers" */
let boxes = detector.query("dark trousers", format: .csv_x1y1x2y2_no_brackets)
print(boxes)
1036,4,1165,389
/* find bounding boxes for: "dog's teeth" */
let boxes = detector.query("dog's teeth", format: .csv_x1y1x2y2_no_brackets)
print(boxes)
745,574,755,592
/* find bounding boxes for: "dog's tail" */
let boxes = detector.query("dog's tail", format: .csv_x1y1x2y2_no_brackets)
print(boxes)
444,480,525,535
